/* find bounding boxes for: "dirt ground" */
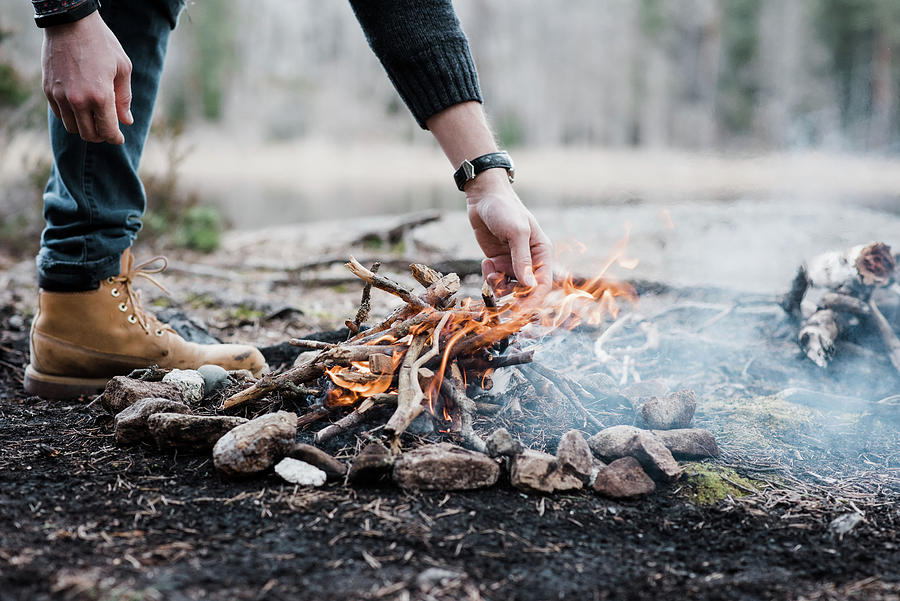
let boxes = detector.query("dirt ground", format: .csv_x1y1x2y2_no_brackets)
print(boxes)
2,209,900,600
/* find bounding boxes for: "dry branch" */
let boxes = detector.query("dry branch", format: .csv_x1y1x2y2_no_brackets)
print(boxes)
315,393,398,444
520,363,604,430
346,256,427,310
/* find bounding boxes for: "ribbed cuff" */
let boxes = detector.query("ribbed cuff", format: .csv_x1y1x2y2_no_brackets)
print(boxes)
384,38,483,129
34,0,99,28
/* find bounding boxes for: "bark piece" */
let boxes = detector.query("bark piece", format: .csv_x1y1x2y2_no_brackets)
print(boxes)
149,413,248,449
485,428,524,458
99,377,183,414
274,458,327,487
588,426,680,482
288,443,346,481
592,457,656,499
347,442,394,485
212,411,298,476
556,430,593,482
162,369,205,404
114,398,192,444
638,389,697,430
651,429,720,460
392,443,500,491
509,449,583,494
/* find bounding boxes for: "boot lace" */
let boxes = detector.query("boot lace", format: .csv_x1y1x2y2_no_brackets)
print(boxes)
109,256,175,336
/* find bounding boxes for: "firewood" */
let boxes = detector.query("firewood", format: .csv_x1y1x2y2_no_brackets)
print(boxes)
348,261,380,334
798,309,841,368
821,292,871,316
867,299,900,376
440,378,487,453
315,393,398,445
346,256,427,310
410,263,442,287
383,334,429,440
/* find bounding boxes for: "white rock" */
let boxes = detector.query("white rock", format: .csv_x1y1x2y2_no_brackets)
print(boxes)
162,369,205,404
274,458,327,487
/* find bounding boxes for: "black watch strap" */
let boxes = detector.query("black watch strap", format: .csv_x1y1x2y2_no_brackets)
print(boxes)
453,151,515,191
34,0,100,28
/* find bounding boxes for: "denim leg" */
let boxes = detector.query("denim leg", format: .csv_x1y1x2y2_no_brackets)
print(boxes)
37,0,186,291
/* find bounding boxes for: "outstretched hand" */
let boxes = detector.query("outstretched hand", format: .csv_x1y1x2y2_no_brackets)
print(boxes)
41,11,133,144
465,169,553,298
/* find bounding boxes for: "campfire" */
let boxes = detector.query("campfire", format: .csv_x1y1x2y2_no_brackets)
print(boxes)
98,249,723,497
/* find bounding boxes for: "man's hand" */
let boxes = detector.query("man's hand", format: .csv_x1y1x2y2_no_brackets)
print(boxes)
465,169,553,296
427,102,554,297
41,11,133,145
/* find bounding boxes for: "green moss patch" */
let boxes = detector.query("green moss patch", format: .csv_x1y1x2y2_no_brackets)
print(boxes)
679,462,760,506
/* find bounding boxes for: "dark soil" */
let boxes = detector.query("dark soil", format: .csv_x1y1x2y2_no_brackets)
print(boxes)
2,272,900,600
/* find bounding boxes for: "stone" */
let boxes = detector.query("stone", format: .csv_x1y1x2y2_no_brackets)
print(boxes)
347,442,394,484
509,449,583,493
288,443,346,481
556,430,593,482
407,412,434,435
651,429,720,459
98,376,183,414
392,443,500,491
592,457,656,498
148,413,248,449
274,458,327,487
162,369,205,404
485,428,524,458
212,411,298,476
589,426,680,482
197,364,229,396
638,389,697,430
114,398,192,444
588,425,643,459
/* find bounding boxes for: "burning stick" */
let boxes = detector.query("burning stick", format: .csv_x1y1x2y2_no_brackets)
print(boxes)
221,344,399,409
315,393,398,444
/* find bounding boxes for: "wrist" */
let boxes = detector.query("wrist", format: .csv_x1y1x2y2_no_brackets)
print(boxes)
464,169,514,203
34,0,100,29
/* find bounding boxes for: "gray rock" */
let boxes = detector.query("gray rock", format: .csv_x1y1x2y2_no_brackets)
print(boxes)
589,426,680,482
509,449,583,493
392,443,500,491
556,430,593,482
485,428,524,458
288,443,346,481
212,411,298,476
651,429,720,459
348,442,394,484
197,364,229,396
592,457,656,498
588,425,644,459
99,377,183,414
274,458,327,487
114,398,192,444
638,389,697,430
162,369,205,404
148,413,248,449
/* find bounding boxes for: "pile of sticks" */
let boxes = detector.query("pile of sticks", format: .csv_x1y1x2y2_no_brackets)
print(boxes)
221,257,556,451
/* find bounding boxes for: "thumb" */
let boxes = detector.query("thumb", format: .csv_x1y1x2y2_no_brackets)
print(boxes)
114,63,133,126
508,231,537,288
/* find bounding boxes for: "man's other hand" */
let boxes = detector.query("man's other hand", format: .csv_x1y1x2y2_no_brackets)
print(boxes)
41,11,133,145
465,169,553,298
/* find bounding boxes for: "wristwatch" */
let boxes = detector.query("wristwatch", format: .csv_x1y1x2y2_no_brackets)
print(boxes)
33,0,100,28
453,151,515,191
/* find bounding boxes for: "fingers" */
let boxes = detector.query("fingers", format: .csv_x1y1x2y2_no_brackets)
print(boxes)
50,90,124,144
114,58,133,125
508,226,537,288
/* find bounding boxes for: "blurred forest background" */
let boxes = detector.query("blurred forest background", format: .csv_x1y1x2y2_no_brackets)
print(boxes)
3,0,900,255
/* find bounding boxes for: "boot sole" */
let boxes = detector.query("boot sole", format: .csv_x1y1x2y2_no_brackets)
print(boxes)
24,365,110,400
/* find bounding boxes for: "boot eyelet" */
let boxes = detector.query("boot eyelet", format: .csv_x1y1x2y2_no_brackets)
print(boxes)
155,329,164,337
106,277,115,284
127,315,137,324
110,288,120,297
118,302,128,312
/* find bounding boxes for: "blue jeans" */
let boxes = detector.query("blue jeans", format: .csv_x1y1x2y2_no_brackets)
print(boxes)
37,0,184,291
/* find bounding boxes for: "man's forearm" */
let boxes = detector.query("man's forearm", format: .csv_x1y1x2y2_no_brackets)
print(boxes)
427,101,498,170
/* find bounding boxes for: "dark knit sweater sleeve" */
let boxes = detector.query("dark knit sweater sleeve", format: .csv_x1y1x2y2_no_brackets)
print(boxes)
349,0,483,129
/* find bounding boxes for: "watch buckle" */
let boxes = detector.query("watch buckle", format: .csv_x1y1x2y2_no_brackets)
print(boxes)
462,160,475,183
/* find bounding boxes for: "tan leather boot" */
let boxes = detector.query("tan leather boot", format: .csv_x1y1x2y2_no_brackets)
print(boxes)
25,249,268,399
